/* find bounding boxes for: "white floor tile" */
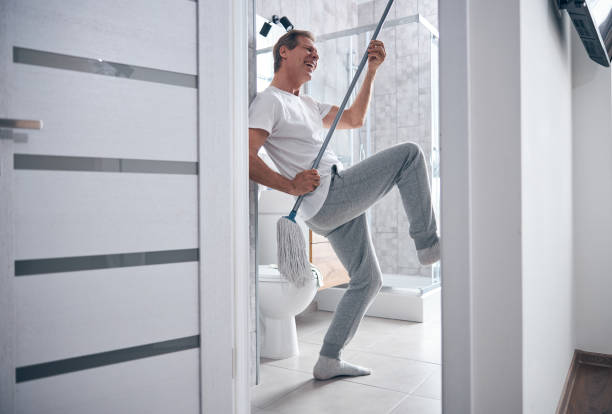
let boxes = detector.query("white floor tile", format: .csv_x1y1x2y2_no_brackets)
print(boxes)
262,341,321,374
340,348,438,394
252,311,442,413
262,377,407,414
412,366,441,400
357,322,442,364
251,365,313,408
389,395,441,414
295,310,334,339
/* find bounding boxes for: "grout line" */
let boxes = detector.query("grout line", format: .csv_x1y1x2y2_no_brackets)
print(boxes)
257,378,315,411
344,349,441,368
386,393,412,414
407,368,438,396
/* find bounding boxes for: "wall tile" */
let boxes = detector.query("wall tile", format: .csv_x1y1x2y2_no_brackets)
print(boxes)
373,54,396,95
397,126,423,144
396,54,419,97
420,265,433,277
372,186,399,232
375,0,397,20
295,1,312,29
398,231,420,268
397,91,420,127
398,265,422,276
418,0,438,20
373,129,397,153
373,231,399,273
373,93,397,132
258,0,281,20
396,24,419,58
322,0,337,34
358,1,374,25
280,0,298,24
397,0,418,17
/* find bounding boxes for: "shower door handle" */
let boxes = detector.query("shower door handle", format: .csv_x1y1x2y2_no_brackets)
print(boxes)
0,118,43,130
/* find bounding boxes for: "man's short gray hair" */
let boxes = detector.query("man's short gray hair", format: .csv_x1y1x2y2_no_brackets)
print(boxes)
273,29,315,73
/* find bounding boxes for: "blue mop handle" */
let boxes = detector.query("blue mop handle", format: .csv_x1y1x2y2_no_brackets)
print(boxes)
286,0,395,222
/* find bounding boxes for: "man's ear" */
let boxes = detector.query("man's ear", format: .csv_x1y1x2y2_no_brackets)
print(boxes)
279,45,288,58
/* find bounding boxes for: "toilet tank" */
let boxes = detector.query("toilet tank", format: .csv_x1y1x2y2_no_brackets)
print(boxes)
257,188,309,265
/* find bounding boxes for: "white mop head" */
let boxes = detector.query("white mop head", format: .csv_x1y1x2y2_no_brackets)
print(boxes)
277,217,311,287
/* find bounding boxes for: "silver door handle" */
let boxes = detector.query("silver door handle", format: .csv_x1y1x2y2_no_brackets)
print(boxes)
0,118,43,130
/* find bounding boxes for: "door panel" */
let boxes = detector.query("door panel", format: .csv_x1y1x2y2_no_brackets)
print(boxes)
14,171,198,259
16,349,200,414
12,0,197,74
11,66,197,161
1,1,201,412
15,262,199,366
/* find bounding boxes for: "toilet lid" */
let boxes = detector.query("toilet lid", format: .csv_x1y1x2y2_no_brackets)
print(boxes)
258,264,319,283
258,265,286,282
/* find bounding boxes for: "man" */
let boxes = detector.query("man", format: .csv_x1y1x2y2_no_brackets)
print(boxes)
249,30,440,381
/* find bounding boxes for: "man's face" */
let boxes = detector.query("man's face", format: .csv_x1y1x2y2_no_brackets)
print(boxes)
280,36,319,82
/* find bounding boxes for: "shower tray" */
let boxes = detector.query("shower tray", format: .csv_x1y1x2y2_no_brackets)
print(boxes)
315,274,440,323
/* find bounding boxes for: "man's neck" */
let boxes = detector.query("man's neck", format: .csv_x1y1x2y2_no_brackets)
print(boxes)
270,73,303,96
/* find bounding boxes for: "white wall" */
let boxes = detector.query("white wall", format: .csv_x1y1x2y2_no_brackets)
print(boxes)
468,1,524,412
520,3,575,414
441,1,576,412
572,30,612,355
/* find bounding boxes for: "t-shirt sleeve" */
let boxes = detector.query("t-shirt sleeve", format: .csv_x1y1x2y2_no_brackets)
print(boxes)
315,99,333,119
248,92,281,135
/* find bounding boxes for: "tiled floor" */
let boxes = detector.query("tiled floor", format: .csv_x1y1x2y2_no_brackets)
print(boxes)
251,309,441,414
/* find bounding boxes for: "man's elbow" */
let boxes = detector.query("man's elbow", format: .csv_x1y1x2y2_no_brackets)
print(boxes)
349,115,364,128
344,110,364,128
248,152,257,179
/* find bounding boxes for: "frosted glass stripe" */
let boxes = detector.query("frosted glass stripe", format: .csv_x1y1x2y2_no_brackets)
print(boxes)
14,154,198,175
15,248,199,276
13,47,197,88
16,335,200,383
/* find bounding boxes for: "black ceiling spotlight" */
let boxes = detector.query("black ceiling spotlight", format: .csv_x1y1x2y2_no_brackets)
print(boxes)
279,16,294,31
259,15,294,37
259,21,272,37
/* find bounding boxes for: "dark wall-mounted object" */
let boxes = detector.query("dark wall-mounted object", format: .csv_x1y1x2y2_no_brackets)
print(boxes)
559,0,612,67
259,15,294,37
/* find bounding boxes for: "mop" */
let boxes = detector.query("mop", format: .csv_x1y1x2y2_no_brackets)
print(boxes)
277,0,395,287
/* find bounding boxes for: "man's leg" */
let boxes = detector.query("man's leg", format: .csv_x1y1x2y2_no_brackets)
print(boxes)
311,213,382,380
310,142,438,253
306,141,439,379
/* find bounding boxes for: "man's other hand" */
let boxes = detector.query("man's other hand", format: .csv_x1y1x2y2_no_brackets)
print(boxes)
291,169,321,195
366,40,386,73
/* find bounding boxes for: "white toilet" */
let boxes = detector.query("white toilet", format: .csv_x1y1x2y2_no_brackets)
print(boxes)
258,264,320,359
257,186,321,359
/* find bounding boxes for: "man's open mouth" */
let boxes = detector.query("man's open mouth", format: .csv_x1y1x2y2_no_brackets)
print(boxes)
305,62,316,71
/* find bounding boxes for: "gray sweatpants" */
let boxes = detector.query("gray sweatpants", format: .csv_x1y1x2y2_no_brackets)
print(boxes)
305,142,438,359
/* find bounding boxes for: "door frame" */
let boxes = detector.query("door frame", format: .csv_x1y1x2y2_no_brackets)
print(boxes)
0,1,17,413
222,0,473,414
198,0,251,413
439,0,472,412
212,0,477,413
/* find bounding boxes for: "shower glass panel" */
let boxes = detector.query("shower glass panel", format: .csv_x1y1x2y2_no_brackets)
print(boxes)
255,14,440,293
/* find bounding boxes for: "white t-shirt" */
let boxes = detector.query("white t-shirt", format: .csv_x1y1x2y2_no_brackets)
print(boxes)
249,85,343,221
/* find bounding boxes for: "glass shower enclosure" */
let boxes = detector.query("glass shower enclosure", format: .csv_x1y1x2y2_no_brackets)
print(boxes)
255,13,440,299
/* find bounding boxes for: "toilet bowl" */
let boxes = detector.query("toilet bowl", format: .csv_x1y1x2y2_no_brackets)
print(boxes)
258,264,321,359
257,186,321,359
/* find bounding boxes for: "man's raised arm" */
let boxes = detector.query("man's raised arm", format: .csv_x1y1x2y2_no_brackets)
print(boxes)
249,128,320,196
322,39,386,130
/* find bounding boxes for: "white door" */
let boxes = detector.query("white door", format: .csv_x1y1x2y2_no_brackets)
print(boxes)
0,1,201,413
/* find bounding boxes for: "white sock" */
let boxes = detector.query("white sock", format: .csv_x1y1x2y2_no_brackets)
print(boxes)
313,355,372,380
417,240,440,265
